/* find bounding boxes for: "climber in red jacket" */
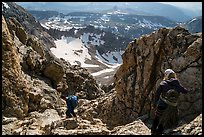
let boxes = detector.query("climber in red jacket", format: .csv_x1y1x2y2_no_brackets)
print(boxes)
151,69,188,135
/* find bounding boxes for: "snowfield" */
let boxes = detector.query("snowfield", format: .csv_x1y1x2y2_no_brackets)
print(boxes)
51,35,123,78
51,36,99,67
51,36,123,67
2,2,10,11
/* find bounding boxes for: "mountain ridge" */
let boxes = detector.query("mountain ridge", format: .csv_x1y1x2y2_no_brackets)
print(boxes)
16,2,201,22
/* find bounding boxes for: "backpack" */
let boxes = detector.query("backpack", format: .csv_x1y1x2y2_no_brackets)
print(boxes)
68,95,78,108
160,88,180,106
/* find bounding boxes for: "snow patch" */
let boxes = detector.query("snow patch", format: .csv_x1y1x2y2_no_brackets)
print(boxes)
40,23,50,30
2,2,10,11
74,29,78,34
101,51,124,64
51,36,99,68
107,10,127,15
91,68,115,76
95,50,122,67
188,18,197,24
104,76,110,79
101,14,110,22
50,35,123,77
80,33,105,46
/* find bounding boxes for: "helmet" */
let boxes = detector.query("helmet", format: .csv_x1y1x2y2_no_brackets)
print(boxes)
164,69,176,79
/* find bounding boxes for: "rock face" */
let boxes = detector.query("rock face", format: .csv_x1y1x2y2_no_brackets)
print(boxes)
2,2,56,49
2,2,104,120
2,108,151,135
172,114,202,135
111,119,151,135
113,26,202,125
2,15,29,119
78,26,202,129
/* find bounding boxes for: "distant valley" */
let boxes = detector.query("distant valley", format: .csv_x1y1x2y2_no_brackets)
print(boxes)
4,2,201,85
30,10,177,39
26,9,202,85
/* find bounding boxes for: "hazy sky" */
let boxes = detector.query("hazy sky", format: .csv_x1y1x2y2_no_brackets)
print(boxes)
17,2,202,12
159,2,202,11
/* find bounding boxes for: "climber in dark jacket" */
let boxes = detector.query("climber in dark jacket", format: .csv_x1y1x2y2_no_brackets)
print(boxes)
151,69,188,135
62,95,78,118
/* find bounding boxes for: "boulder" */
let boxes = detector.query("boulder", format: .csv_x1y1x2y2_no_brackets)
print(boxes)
43,60,65,84
111,26,202,126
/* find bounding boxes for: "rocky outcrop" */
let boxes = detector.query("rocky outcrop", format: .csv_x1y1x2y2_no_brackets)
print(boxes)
64,65,104,99
43,60,65,84
172,114,202,135
2,3,106,133
2,109,61,135
111,119,151,135
2,15,29,119
77,26,202,128
112,26,202,125
2,3,105,120
2,108,151,135
6,17,28,44
2,2,56,49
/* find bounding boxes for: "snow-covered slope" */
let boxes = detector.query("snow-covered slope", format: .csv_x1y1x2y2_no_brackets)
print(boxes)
182,16,202,33
51,36,98,67
31,11,177,39
51,35,124,85
80,32,105,46
42,13,170,32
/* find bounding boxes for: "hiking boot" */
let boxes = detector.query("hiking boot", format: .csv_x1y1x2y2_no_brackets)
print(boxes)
151,131,162,135
66,114,72,118
151,130,157,135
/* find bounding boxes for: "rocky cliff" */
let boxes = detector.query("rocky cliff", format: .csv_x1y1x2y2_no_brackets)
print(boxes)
114,26,202,125
2,2,202,135
76,26,202,131
2,2,56,49
2,13,149,135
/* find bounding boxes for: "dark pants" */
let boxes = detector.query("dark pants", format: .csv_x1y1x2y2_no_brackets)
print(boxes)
151,105,166,135
66,107,76,118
